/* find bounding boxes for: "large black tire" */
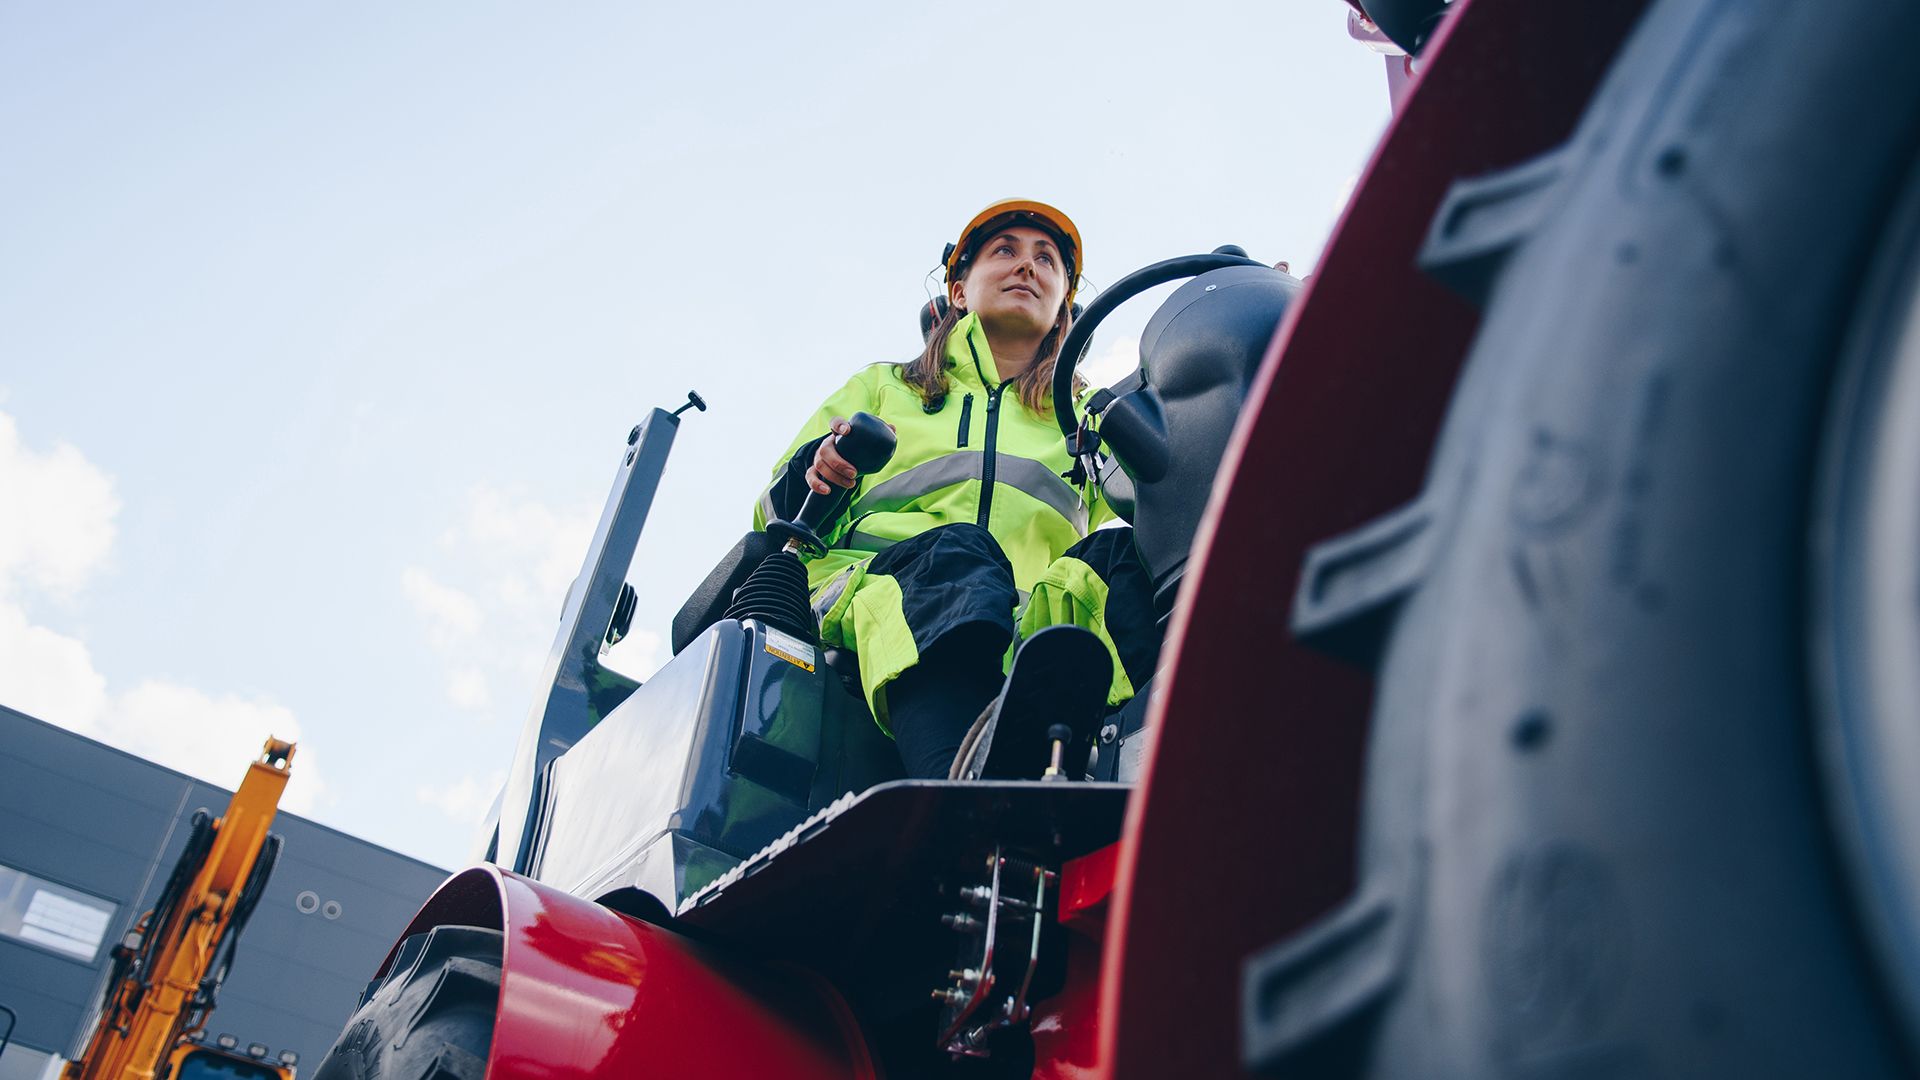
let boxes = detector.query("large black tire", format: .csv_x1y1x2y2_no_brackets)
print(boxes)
1335,0,1920,1075
313,926,502,1080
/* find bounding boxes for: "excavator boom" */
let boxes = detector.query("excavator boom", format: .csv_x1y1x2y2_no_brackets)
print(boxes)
62,739,295,1080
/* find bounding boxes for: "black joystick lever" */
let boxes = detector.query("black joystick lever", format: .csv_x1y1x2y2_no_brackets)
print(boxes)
767,412,897,557
722,411,895,645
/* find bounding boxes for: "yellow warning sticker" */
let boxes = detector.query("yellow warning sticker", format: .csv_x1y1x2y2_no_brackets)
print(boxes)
764,626,816,672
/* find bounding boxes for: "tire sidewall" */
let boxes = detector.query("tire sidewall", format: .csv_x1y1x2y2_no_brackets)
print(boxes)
1363,0,1920,1074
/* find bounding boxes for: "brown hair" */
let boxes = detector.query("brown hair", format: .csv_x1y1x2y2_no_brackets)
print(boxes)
899,285,1082,416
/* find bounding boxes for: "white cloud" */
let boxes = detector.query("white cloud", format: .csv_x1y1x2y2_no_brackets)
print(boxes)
603,626,664,684
0,408,325,815
447,486,596,607
446,666,490,710
416,770,505,826
0,603,109,726
0,412,119,598
0,601,325,815
404,486,601,717
404,486,661,728
1081,334,1140,389
401,567,483,649
109,682,325,815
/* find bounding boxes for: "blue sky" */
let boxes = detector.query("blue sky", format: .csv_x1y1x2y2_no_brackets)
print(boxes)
0,3,1391,867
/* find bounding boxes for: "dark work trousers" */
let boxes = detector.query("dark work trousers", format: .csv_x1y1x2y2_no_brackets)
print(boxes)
873,523,1162,778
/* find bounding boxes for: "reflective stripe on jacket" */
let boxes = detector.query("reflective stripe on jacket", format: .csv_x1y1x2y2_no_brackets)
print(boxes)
754,311,1110,593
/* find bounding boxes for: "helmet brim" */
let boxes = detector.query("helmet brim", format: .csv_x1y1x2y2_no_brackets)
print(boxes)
946,199,1083,298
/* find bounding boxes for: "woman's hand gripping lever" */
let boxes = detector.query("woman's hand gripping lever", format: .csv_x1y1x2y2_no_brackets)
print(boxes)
767,412,898,557
728,412,896,643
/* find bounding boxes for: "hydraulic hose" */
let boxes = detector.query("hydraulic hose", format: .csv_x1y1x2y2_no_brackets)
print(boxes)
127,810,217,1013
191,832,281,1025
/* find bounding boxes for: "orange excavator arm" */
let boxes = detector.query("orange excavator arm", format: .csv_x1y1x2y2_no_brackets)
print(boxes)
62,739,294,1080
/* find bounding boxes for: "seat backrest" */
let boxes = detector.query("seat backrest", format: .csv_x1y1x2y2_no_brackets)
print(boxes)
1122,265,1301,608
671,529,783,654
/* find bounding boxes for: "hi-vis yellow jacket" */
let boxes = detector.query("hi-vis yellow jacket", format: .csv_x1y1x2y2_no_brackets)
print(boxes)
753,311,1110,596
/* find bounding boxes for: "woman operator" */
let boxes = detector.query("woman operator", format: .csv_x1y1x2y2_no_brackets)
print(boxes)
752,199,1160,778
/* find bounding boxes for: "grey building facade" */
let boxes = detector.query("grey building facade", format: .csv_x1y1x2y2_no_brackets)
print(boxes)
0,706,448,1080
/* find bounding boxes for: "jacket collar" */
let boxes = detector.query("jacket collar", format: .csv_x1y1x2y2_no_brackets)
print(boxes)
944,311,1014,389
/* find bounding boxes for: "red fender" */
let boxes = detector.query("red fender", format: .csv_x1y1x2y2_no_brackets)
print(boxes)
382,866,878,1080
1091,0,1654,1076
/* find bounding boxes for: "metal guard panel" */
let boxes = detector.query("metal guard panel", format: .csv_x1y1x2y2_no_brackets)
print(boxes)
578,830,738,916
376,866,877,1080
530,618,901,912
497,410,677,871
531,623,746,893
677,780,1130,955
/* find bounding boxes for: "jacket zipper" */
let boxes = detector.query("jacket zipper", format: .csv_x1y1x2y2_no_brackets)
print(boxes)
956,393,974,448
979,380,1011,528
964,334,1013,530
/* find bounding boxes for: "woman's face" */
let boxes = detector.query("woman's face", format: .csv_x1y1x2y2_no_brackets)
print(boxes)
951,225,1069,339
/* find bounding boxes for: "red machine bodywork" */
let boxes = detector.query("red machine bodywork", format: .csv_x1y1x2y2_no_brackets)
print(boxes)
375,3,1662,1076
1091,0,1652,1075
1028,846,1122,1080
386,867,877,1079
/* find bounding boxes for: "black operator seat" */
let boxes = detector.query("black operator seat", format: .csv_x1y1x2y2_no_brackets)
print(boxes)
1086,263,1301,780
1102,263,1302,613
673,529,782,654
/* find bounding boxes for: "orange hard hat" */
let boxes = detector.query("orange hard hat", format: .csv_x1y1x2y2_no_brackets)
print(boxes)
943,198,1083,301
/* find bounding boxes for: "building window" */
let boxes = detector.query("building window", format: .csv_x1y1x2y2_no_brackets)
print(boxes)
0,1044,66,1080
0,863,117,963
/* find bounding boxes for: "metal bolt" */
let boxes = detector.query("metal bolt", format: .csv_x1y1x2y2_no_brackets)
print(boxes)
1040,723,1074,782
948,968,981,985
1511,710,1551,751
1100,723,1119,744
942,913,981,932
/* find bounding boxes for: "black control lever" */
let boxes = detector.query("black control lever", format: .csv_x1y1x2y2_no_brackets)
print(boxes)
767,411,897,557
